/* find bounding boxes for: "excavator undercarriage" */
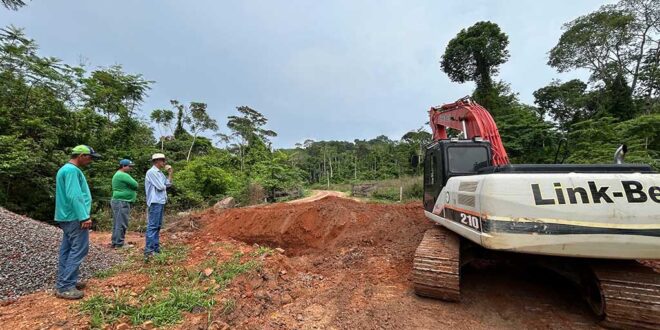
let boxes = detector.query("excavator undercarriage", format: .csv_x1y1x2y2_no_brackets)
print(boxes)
412,226,660,329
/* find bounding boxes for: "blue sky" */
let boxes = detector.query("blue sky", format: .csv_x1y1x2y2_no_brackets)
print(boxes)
1,1,607,148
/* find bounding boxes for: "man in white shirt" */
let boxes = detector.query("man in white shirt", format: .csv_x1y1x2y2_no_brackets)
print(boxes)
144,153,173,259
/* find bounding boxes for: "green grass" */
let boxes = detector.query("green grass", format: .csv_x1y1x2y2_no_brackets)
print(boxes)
79,244,262,328
196,252,262,288
93,262,132,279
352,176,422,202
151,244,189,265
221,298,236,315
80,286,215,328
250,246,274,257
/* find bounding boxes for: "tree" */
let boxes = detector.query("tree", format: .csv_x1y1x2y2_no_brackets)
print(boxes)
401,128,432,174
150,109,175,150
167,100,218,161
495,103,560,164
1,0,26,10
604,73,636,120
441,21,510,110
171,99,188,138
549,0,659,94
533,79,594,131
618,0,660,94
252,151,303,199
219,106,276,171
566,115,658,169
82,66,151,120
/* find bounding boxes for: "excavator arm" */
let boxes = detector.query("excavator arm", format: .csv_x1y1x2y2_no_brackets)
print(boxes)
429,97,509,165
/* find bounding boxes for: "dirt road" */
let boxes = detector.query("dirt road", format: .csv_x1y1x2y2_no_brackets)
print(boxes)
0,193,627,329
286,190,351,204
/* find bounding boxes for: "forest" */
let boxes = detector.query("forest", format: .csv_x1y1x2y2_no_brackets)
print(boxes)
0,0,658,222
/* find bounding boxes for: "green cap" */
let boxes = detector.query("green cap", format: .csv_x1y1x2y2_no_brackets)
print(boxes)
71,145,101,158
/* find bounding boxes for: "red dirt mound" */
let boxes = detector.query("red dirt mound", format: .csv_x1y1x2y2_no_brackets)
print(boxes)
195,196,430,256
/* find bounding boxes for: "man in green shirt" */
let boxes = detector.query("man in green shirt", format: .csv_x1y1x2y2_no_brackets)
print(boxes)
111,159,138,248
55,145,100,300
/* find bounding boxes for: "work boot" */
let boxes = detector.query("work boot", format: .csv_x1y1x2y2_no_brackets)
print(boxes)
75,281,87,290
55,288,84,300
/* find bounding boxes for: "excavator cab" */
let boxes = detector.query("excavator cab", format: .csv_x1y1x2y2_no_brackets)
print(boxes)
423,139,492,212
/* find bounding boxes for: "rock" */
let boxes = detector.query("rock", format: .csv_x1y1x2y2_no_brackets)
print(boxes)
275,248,285,254
249,277,263,289
281,293,293,305
142,320,155,329
116,323,130,330
0,208,124,301
254,290,271,302
213,197,236,209
209,321,230,330
177,211,191,217
203,268,214,277
191,306,206,313
279,270,287,276
296,314,304,321
304,304,325,321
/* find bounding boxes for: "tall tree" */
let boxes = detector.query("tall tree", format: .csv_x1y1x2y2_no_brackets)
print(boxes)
533,79,594,131
167,100,218,161
549,0,659,94
441,21,510,110
219,106,276,171
150,109,175,150
618,0,660,94
82,65,151,120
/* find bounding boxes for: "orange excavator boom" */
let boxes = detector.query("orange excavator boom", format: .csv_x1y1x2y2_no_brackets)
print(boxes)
428,97,509,165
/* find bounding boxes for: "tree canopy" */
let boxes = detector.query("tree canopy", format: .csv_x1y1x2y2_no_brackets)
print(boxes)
441,21,510,111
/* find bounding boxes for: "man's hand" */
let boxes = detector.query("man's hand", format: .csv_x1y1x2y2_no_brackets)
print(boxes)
165,164,173,174
81,219,92,229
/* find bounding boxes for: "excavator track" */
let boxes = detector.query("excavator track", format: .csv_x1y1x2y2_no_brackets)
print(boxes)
589,261,660,329
412,226,460,301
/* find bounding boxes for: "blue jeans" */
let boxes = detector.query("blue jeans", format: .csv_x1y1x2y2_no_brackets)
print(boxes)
56,220,89,291
145,203,164,256
111,200,131,247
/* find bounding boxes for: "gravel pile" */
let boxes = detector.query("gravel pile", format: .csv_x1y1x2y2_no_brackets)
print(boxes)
0,207,124,301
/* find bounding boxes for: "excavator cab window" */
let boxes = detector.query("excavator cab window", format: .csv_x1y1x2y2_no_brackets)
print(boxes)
423,144,444,212
423,141,491,212
447,146,490,174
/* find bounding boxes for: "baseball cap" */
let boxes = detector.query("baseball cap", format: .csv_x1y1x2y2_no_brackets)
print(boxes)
119,159,135,167
71,145,101,158
151,153,166,160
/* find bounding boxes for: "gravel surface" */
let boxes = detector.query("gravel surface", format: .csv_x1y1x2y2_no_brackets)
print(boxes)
0,207,123,301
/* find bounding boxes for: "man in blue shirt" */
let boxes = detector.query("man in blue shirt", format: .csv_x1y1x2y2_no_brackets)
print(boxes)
144,153,173,259
54,145,100,299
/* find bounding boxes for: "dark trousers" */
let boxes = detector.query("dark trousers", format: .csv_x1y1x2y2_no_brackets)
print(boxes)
111,200,131,247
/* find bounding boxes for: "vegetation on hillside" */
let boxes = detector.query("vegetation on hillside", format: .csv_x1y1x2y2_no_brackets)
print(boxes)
0,0,658,223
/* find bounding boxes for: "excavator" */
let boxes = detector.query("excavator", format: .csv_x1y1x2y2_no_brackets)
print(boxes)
413,96,660,329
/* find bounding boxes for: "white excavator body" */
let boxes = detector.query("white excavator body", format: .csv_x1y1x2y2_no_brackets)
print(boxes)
426,172,660,259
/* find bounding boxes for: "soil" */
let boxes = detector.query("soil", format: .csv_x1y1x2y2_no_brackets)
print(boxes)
2,191,657,329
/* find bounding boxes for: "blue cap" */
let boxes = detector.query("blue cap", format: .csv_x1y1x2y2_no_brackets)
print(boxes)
119,159,135,167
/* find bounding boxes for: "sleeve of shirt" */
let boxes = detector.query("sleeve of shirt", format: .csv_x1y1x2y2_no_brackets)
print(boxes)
147,169,167,191
65,170,90,220
127,175,138,191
